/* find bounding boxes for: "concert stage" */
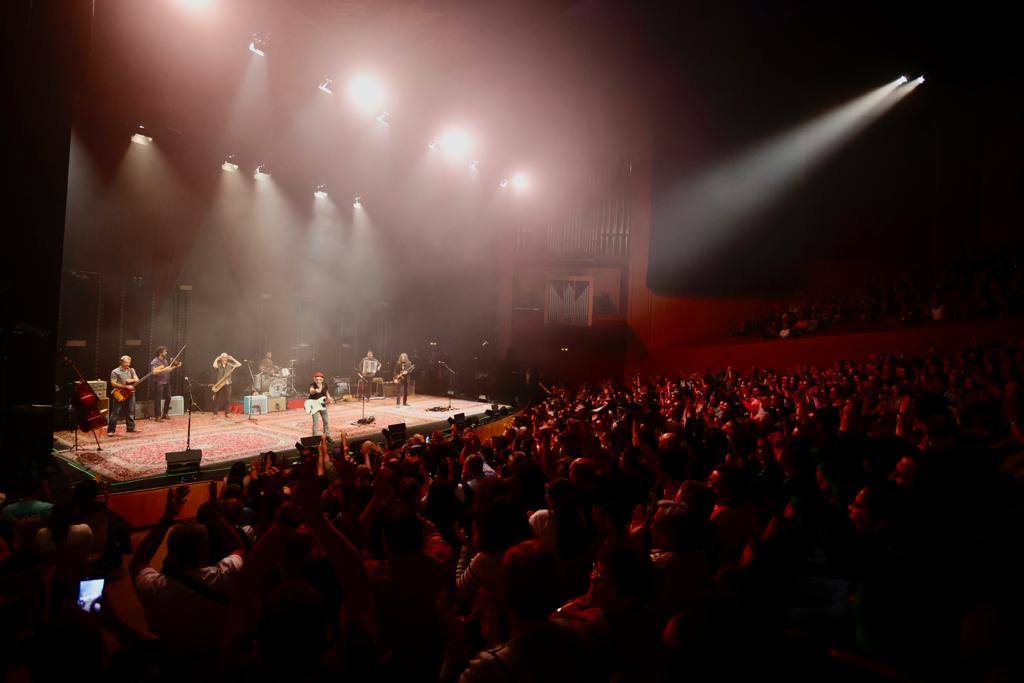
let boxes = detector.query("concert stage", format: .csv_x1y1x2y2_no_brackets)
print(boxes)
54,395,502,486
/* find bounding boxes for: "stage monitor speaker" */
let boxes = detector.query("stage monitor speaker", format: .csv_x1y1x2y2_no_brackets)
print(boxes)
382,422,406,447
166,449,202,474
298,436,324,449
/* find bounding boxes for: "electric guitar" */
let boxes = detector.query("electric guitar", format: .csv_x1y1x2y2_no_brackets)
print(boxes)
304,396,331,415
393,363,416,383
110,345,185,403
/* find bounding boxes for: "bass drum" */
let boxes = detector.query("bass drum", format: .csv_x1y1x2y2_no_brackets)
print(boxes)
268,378,289,397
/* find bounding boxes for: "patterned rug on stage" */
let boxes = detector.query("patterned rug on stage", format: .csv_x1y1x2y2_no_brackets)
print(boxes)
55,396,492,482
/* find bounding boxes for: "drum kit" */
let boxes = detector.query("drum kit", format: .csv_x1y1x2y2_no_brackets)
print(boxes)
252,360,298,398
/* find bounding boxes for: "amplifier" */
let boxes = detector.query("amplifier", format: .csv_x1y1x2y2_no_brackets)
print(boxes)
243,395,269,415
268,397,287,413
88,380,107,399
168,395,185,417
136,399,155,419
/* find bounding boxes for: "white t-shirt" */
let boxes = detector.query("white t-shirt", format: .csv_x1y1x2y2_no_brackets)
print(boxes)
134,554,243,655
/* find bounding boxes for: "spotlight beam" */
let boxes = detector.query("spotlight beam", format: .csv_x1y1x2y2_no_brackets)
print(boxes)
661,77,915,273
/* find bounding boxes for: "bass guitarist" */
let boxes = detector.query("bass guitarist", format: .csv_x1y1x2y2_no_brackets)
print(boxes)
108,355,141,435
212,353,242,419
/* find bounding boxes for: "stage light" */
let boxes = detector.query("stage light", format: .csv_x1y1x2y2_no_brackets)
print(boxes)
254,162,270,178
347,74,385,113
249,33,267,56
560,346,569,352
498,177,509,188
427,138,439,150
130,125,152,145
176,0,214,12
353,195,362,208
914,75,925,84
512,172,529,190
429,341,438,347
439,127,472,160
469,159,479,171
221,154,238,172
376,112,391,125
897,75,908,85
314,184,328,198
318,77,334,95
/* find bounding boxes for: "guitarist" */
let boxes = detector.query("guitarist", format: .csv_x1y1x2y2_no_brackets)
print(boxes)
108,355,141,435
393,352,414,406
149,345,182,421
308,371,333,437
212,353,242,419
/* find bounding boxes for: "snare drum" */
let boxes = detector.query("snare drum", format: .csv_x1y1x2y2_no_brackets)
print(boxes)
279,367,291,378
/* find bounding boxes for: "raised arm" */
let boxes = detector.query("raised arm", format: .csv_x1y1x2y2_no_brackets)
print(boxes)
129,486,188,581
294,455,377,640
197,481,244,559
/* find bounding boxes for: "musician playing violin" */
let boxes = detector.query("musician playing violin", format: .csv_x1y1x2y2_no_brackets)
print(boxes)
150,345,182,421
108,355,140,435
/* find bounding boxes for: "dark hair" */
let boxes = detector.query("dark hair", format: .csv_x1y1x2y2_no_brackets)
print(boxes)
72,479,102,516
601,544,656,602
382,503,424,556
164,521,209,572
501,540,561,621
475,496,530,555
156,345,168,355
257,580,331,674
547,479,591,560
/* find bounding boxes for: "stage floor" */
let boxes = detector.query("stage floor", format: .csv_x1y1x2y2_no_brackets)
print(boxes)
54,395,495,483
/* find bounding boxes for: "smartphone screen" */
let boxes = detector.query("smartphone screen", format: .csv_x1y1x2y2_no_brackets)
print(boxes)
78,577,104,613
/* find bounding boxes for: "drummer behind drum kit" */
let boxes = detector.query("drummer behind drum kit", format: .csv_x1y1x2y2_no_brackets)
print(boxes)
252,359,298,398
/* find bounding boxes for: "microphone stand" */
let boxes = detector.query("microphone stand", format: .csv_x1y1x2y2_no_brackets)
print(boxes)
439,361,457,411
184,376,199,452
353,370,375,425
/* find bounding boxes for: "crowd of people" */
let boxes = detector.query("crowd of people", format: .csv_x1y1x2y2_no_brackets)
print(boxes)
727,251,1024,339
2,338,1024,681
